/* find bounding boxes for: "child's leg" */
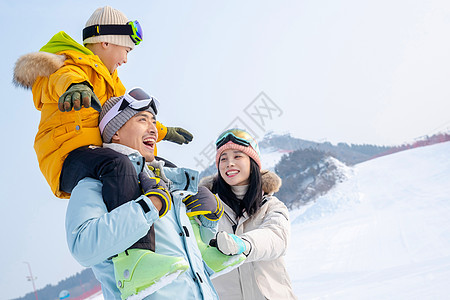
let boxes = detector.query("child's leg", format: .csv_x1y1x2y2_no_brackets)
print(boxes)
60,145,140,210
60,146,150,249
61,146,188,298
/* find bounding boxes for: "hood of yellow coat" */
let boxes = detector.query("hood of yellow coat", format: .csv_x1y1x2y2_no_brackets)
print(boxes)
13,31,93,89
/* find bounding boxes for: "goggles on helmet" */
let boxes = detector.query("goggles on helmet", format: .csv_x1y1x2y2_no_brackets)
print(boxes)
99,87,159,134
215,129,260,156
83,20,143,45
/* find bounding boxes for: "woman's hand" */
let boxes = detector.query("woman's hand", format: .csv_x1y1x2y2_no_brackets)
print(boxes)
210,231,252,256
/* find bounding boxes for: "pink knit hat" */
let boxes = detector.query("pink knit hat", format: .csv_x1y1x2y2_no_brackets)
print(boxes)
216,141,262,169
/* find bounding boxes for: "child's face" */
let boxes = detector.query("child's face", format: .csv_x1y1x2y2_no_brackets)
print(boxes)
112,111,158,162
218,149,251,186
96,42,132,74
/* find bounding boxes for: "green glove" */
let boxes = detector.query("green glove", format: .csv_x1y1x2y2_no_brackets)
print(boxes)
58,83,101,112
164,127,193,145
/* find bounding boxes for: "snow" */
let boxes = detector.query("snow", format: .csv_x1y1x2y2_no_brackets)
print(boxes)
84,290,103,300
285,141,450,299
85,142,450,299
260,147,288,170
20,141,445,300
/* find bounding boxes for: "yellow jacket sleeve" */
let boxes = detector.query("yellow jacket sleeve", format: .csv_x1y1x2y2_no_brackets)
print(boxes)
157,121,167,141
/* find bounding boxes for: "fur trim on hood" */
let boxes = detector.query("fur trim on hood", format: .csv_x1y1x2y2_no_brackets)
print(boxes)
199,169,282,195
13,52,65,89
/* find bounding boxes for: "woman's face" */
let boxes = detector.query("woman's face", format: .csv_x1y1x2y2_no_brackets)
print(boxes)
218,149,251,186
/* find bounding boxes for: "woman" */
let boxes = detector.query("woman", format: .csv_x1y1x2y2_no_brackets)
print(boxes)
200,128,297,300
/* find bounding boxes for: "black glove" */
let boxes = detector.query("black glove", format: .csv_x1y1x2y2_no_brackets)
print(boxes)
138,172,171,218
164,127,193,145
58,83,101,112
182,186,224,221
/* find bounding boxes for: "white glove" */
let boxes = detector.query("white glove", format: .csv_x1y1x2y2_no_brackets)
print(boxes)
211,231,251,256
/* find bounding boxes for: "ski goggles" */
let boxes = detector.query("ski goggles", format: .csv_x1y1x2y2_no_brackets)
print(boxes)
124,87,160,113
99,87,159,134
83,20,143,45
215,129,260,156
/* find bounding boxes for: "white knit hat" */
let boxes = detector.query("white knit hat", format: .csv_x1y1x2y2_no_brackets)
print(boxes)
84,6,135,49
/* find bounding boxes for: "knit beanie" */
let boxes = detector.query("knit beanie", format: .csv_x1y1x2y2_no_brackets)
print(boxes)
99,96,156,143
84,6,136,49
215,132,262,169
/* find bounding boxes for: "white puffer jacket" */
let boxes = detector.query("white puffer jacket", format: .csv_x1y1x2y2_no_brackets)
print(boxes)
200,171,297,300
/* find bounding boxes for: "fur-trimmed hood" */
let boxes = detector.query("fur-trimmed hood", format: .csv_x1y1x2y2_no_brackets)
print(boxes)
199,169,282,195
13,52,66,89
13,31,92,89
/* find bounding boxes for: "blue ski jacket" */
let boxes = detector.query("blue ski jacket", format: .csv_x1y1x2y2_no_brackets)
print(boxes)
65,144,219,299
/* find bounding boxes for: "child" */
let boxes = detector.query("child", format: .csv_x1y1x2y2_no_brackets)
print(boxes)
13,6,192,299
14,6,192,199
201,128,297,299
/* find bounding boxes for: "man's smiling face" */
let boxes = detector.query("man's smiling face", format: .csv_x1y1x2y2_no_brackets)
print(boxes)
111,111,158,162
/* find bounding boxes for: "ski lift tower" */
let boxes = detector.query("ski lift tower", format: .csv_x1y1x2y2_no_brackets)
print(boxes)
24,261,38,300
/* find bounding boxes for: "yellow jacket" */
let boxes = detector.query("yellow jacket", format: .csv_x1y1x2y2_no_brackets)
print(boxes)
14,32,167,198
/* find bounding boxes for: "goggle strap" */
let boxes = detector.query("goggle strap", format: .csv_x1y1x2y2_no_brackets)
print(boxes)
83,24,133,40
99,98,124,134
100,88,159,134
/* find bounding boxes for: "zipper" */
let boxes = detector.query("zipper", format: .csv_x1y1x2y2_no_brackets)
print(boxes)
224,211,238,234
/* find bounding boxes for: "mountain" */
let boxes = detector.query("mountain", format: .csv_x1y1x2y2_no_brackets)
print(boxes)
285,141,450,299
12,130,449,299
258,132,392,165
275,149,353,209
66,141,450,300
13,269,100,300
200,132,391,177
201,132,393,208
202,132,450,209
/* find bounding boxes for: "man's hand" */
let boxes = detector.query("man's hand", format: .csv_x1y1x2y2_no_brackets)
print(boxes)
139,172,171,218
209,231,251,256
182,187,224,221
164,127,193,145
58,83,101,112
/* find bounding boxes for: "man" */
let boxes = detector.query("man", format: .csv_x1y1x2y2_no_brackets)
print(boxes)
65,89,219,299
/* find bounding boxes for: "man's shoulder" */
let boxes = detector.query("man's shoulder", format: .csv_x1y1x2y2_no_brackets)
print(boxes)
163,166,199,193
73,177,102,189
70,177,103,202
155,156,177,168
163,166,199,178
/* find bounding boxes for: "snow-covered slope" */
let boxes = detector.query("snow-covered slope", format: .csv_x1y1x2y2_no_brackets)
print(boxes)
89,142,450,300
260,146,288,170
286,141,450,299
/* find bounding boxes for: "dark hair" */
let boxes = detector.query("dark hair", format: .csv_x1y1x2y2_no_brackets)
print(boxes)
212,158,262,217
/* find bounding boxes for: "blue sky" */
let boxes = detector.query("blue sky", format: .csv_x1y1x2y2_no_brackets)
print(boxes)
2,0,450,298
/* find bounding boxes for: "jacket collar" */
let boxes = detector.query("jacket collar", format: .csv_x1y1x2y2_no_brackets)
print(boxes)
103,143,199,193
103,143,141,157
